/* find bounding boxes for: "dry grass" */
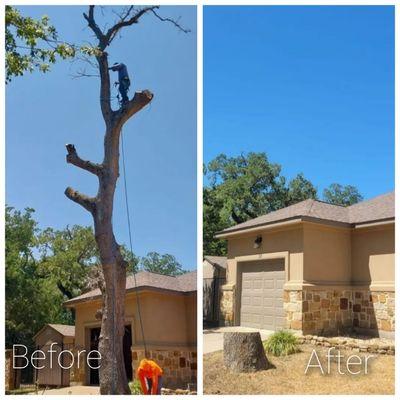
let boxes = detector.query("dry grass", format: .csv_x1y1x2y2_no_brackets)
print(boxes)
203,344,394,395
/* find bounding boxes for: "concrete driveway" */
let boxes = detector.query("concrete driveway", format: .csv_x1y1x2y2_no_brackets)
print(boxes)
203,326,274,354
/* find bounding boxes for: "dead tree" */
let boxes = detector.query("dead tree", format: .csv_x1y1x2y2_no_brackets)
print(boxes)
65,6,188,394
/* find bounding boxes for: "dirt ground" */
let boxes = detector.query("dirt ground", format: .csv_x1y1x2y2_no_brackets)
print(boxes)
203,344,395,395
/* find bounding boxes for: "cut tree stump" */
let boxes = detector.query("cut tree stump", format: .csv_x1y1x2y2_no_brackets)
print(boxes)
223,332,270,372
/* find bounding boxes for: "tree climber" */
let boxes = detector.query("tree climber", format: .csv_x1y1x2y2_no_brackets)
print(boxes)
109,62,130,104
137,358,163,395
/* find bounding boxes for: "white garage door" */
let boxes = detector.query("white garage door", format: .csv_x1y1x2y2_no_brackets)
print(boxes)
239,259,285,331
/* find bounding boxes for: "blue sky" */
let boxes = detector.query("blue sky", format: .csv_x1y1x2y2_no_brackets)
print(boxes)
6,6,197,269
204,6,394,200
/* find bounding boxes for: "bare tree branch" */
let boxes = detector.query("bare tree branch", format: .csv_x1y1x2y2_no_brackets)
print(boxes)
66,144,103,175
65,187,96,214
114,90,154,128
105,6,159,44
98,52,112,123
150,9,191,33
83,5,107,49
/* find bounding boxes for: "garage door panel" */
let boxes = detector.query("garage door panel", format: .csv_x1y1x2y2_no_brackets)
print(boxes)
262,287,275,296
263,279,274,289
242,280,252,289
240,259,285,331
276,279,285,289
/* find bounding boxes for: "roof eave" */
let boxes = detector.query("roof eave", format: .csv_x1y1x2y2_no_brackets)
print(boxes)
215,217,303,239
215,215,395,239
353,217,395,229
64,286,196,308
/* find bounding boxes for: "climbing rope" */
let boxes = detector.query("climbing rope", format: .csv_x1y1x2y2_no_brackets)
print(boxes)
121,130,148,356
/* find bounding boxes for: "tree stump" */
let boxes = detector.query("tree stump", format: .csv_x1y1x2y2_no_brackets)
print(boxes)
223,332,269,372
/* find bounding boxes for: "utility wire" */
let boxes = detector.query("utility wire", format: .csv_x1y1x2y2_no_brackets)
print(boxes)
121,130,148,356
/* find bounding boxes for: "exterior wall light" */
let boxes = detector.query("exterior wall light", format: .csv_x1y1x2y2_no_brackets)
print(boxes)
254,236,262,249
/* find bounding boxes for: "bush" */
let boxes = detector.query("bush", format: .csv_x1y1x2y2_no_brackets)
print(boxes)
129,380,142,395
263,330,300,356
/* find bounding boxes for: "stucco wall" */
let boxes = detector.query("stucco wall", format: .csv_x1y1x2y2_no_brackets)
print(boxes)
71,290,196,386
351,224,394,289
303,223,352,284
203,260,214,279
74,290,196,350
226,225,304,285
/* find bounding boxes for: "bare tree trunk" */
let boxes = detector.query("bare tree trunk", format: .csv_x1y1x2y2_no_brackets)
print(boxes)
223,332,270,372
65,6,186,393
65,7,153,394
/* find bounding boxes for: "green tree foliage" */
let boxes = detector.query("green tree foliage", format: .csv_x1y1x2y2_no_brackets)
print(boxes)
37,225,99,299
139,252,187,276
323,183,363,206
5,6,100,83
203,152,362,256
6,6,74,82
6,205,183,347
6,207,69,348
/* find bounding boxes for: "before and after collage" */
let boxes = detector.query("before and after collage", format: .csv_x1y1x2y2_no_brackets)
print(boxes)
4,1,395,397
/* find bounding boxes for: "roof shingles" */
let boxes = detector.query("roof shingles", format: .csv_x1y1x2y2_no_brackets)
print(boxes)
219,192,394,235
64,270,196,307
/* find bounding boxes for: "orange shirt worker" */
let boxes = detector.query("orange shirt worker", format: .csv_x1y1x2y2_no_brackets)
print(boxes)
137,359,163,395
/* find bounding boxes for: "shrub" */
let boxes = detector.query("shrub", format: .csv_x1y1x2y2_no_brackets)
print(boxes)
129,380,142,395
263,330,300,356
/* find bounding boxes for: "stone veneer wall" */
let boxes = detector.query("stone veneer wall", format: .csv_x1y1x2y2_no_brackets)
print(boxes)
285,288,395,336
69,347,196,389
132,348,197,389
219,286,235,326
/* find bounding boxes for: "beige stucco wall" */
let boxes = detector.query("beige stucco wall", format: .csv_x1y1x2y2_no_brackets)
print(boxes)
303,223,352,284
226,225,304,286
203,260,215,279
73,290,196,351
225,221,394,289
351,223,394,290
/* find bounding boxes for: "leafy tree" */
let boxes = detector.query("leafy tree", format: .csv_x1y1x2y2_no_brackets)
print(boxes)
323,183,363,206
203,187,228,256
5,207,69,349
139,252,186,276
5,6,76,82
37,225,99,299
203,152,362,256
287,173,317,203
203,153,318,256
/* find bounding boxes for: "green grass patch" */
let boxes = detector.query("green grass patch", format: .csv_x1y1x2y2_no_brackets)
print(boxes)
129,379,142,395
263,330,300,356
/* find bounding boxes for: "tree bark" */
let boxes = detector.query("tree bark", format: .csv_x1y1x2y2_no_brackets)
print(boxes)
223,332,270,372
65,6,185,393
65,18,152,396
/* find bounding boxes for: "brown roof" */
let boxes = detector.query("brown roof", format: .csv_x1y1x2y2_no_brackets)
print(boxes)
218,192,394,235
204,256,227,269
64,270,197,307
34,324,75,340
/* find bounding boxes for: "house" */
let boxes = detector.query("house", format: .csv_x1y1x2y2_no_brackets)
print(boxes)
203,256,227,326
34,270,197,389
214,192,394,339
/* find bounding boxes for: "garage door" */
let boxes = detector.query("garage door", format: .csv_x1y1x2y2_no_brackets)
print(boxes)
239,259,285,330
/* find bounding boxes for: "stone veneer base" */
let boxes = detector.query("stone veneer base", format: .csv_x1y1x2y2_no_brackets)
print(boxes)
298,334,395,355
285,288,395,337
132,348,196,389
